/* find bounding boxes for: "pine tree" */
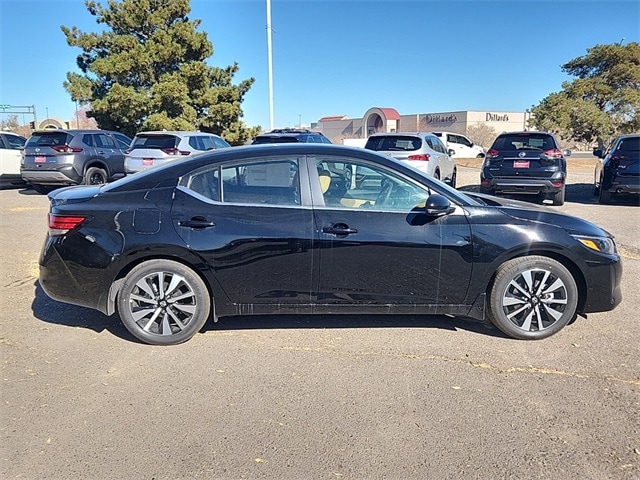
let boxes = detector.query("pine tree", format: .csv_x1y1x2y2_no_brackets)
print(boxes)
62,0,260,144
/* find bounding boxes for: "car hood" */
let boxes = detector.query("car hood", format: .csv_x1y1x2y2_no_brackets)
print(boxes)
466,192,611,238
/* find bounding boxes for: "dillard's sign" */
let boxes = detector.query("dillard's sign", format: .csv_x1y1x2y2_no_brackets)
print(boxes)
486,113,509,122
425,114,458,124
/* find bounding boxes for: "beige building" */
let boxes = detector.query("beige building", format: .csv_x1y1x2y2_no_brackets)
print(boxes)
313,107,532,143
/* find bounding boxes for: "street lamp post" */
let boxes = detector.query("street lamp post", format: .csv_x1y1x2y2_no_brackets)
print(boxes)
266,0,274,130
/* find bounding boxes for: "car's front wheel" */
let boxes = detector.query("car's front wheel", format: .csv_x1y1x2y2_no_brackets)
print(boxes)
487,256,578,340
117,259,211,345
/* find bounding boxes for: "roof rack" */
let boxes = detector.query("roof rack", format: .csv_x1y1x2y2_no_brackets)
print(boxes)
268,128,313,134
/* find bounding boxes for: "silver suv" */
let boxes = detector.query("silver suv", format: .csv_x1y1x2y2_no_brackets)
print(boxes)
364,132,457,187
21,129,132,194
125,131,230,173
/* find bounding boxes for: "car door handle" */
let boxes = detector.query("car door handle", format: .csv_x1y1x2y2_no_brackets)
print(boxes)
179,217,216,229
322,224,358,236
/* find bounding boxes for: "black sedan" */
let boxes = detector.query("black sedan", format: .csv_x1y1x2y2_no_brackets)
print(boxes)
593,134,640,204
39,144,622,345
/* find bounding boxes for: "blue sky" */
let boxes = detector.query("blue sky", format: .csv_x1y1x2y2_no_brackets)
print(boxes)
1,0,638,130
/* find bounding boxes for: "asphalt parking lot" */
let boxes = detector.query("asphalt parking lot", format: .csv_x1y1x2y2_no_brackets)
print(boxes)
1,163,639,479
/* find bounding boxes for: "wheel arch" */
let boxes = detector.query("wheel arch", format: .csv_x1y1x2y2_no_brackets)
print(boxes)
485,248,588,313
83,159,111,178
105,252,222,318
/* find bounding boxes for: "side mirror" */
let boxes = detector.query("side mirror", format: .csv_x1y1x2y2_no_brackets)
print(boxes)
448,149,455,156
593,148,604,158
563,149,572,157
425,193,455,217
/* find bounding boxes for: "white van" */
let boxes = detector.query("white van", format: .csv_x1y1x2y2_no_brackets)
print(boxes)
432,132,485,158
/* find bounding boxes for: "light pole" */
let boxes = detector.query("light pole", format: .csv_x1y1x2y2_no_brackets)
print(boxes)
266,0,274,130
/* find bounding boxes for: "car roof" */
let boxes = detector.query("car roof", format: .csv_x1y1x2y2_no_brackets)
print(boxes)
135,131,220,136
368,132,437,137
497,131,553,136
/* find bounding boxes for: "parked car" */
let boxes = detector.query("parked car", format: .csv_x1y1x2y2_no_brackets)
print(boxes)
364,132,457,187
593,134,640,204
432,131,485,158
251,128,332,144
125,131,230,174
480,131,570,206
0,132,27,188
40,143,621,345
21,129,132,194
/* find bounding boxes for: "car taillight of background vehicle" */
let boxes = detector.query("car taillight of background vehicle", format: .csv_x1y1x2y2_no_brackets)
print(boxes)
161,148,191,155
48,214,89,235
407,154,430,161
51,145,83,153
543,148,563,159
486,149,500,158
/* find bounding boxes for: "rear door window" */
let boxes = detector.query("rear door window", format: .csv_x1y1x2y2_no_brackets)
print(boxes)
95,133,117,148
218,158,300,205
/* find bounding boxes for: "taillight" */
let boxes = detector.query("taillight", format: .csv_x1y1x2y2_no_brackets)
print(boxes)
486,148,500,158
407,154,430,161
543,148,563,159
51,145,83,153
48,214,88,235
161,148,191,155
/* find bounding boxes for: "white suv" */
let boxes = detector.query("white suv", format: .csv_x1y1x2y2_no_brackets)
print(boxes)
125,131,230,173
0,132,27,188
432,132,485,158
364,132,457,187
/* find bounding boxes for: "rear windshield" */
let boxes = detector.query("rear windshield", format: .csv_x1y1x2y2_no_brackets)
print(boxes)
614,137,640,153
131,134,178,150
364,136,421,152
252,136,299,144
492,133,555,151
26,132,71,147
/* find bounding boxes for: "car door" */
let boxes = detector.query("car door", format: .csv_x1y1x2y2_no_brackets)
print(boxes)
309,154,473,306
94,132,125,175
170,155,316,305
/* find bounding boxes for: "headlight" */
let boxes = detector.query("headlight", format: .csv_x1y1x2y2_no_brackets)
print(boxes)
572,235,617,254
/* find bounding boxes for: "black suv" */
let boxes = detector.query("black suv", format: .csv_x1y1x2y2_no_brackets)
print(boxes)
593,134,639,204
480,131,570,206
251,128,332,144
21,129,132,194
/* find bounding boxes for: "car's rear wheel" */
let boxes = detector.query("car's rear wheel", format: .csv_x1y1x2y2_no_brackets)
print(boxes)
487,256,578,340
552,185,565,206
31,184,56,195
598,185,612,204
84,167,108,186
447,169,457,188
117,259,211,345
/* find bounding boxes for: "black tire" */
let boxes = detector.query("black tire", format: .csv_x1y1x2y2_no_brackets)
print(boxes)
433,170,440,181
84,167,108,186
31,184,56,195
487,256,578,340
117,259,211,345
598,186,612,204
447,169,457,189
552,185,565,206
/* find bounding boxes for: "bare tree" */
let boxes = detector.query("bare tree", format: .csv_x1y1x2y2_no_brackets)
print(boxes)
466,124,498,149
